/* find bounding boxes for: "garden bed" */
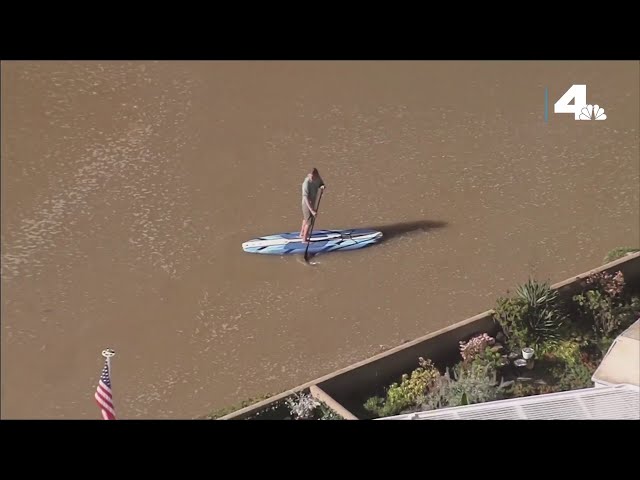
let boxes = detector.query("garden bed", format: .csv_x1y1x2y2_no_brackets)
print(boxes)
210,389,344,420
362,269,640,419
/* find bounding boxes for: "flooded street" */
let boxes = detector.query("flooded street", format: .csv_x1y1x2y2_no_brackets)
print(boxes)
1,61,638,418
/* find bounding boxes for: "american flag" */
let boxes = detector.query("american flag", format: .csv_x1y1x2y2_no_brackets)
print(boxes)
95,358,116,420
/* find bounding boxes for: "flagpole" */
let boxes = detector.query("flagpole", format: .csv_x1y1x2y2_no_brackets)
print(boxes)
102,348,115,374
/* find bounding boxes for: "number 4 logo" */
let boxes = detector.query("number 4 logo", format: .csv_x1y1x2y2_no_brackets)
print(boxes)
554,85,607,120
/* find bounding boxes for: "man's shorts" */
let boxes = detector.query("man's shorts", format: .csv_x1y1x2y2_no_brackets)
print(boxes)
302,203,313,223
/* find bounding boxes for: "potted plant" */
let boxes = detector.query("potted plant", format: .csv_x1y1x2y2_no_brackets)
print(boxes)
522,347,535,360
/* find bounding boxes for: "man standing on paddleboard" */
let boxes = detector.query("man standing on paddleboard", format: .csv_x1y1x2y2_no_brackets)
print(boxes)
300,168,325,242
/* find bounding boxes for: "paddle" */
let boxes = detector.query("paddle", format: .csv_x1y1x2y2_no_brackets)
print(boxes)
304,186,324,262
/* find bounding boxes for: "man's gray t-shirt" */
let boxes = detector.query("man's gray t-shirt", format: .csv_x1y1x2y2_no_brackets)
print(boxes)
302,175,324,209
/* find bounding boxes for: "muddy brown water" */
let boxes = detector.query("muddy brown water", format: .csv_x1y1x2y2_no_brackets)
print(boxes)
1,61,638,419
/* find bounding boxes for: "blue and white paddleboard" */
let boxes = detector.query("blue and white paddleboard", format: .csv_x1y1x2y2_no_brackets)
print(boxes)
242,229,383,255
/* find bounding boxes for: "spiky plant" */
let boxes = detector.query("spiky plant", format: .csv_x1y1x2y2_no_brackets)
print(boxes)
495,278,566,350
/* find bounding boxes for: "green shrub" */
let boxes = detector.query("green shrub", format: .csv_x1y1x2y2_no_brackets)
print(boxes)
419,364,507,411
363,396,387,417
463,346,508,380
555,361,597,391
318,403,343,420
537,330,589,357
417,374,450,411
449,365,505,405
594,336,616,358
573,271,639,338
363,357,439,418
574,290,619,337
535,347,598,392
508,382,562,398
494,278,566,351
604,247,639,263
542,339,583,367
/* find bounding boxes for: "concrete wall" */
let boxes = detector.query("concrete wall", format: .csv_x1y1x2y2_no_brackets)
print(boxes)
219,252,640,420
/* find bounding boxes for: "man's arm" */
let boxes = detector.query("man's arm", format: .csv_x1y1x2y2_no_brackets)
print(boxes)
315,178,326,211
304,196,315,214
303,180,316,214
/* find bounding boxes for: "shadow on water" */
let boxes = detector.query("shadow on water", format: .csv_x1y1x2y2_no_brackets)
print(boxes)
366,220,448,243
301,220,447,264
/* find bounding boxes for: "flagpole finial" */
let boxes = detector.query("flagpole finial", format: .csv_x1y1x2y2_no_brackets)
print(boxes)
102,348,115,358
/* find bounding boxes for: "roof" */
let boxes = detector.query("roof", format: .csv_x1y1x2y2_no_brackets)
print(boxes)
592,320,640,387
377,384,640,420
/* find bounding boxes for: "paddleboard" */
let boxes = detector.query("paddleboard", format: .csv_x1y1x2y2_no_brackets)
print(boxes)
242,228,383,255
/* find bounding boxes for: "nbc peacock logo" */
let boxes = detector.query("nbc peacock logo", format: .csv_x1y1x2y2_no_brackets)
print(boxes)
578,104,607,121
550,84,607,121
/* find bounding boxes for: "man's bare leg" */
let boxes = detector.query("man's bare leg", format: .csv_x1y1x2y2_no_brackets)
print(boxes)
301,221,310,242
